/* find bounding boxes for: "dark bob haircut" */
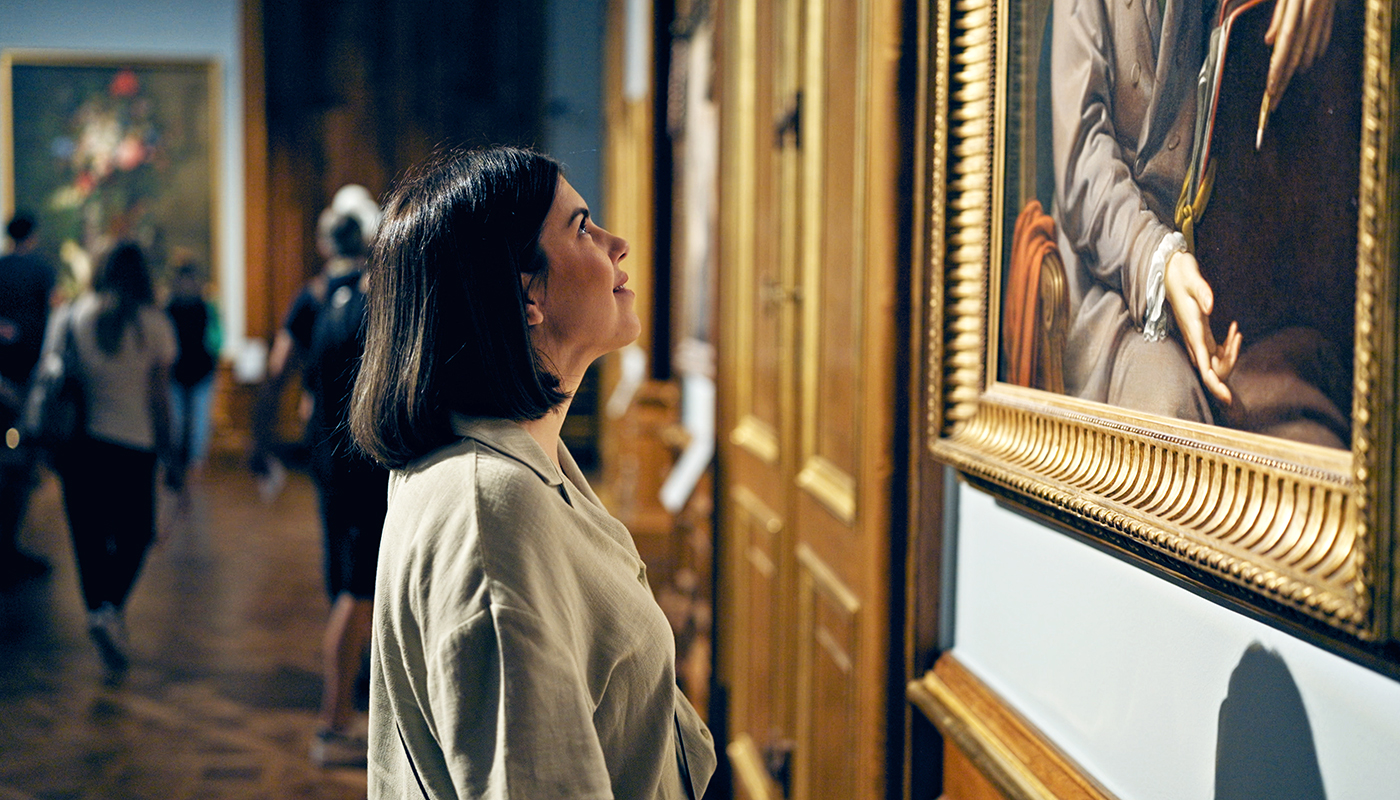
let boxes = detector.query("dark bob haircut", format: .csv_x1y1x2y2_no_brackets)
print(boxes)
349,146,568,469
94,241,155,356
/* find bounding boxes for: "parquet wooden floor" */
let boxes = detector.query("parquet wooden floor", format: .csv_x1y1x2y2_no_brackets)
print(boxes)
0,457,367,800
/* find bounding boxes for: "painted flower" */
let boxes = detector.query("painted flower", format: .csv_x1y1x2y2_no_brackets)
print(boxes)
115,134,146,170
50,136,76,160
75,172,95,195
110,69,139,98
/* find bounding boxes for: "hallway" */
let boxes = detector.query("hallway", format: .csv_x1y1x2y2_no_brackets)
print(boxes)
0,457,367,799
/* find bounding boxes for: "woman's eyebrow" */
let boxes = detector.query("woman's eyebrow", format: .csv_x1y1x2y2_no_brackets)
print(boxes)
568,207,589,227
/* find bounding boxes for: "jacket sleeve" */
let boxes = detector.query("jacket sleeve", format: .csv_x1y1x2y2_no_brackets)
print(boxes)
428,589,614,800
1051,0,1176,326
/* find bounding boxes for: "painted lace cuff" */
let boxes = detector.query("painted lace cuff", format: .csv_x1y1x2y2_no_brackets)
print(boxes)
1143,231,1186,342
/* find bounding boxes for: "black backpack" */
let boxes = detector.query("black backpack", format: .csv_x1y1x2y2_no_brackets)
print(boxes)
305,272,369,471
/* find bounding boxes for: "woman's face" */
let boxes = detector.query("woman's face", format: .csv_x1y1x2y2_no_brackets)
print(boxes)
525,177,639,380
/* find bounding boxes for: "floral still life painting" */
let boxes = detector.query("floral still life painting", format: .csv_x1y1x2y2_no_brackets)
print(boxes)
3,53,217,293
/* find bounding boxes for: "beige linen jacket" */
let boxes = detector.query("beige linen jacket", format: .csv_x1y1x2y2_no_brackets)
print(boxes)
369,416,716,800
1050,0,1205,403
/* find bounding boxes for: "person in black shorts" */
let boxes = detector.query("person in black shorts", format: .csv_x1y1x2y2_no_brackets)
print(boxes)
304,216,388,767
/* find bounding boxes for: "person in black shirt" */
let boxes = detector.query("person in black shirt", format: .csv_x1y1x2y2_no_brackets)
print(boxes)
249,193,376,487
163,262,220,493
305,257,387,767
0,214,58,587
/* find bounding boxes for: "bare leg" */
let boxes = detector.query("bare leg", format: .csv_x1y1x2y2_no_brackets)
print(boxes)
320,592,372,733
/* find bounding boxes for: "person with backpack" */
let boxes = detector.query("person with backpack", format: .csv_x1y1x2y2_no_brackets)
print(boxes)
304,215,389,767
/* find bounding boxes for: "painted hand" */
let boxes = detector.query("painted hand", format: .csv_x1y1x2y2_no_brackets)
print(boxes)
1165,250,1242,405
1264,0,1338,110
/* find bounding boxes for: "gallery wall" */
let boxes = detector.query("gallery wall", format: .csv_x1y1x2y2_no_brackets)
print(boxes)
0,0,246,353
953,481,1400,798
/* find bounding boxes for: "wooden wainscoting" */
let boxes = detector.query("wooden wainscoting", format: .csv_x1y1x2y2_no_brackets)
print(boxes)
907,655,1119,800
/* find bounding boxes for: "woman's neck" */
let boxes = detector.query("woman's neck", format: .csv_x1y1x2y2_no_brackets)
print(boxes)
516,395,573,469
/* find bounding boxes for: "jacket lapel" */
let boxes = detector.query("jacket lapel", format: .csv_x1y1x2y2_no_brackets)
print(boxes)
1137,0,1204,165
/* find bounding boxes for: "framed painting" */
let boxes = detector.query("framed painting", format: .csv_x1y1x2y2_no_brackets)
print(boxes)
2,51,219,292
922,0,1399,661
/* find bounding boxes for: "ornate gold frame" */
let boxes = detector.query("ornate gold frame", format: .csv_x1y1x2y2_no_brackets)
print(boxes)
924,0,1400,651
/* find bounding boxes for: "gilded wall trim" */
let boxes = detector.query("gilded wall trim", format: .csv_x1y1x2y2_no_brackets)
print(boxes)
908,655,1119,800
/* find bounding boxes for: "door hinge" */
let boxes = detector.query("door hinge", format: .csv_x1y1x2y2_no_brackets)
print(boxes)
774,90,803,149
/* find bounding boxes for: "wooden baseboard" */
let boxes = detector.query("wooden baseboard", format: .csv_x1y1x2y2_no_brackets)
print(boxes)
908,654,1118,800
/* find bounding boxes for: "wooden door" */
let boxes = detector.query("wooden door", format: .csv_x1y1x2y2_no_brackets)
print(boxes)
720,0,799,793
718,0,902,796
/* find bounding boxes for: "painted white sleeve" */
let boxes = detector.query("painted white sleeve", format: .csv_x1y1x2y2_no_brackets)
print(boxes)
1143,231,1186,342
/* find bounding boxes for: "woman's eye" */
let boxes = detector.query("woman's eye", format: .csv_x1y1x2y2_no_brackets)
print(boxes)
579,218,590,236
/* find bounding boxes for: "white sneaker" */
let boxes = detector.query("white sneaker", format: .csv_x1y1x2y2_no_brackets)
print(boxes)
311,728,368,768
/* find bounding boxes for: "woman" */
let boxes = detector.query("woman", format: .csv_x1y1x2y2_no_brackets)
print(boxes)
351,146,716,799
54,242,175,678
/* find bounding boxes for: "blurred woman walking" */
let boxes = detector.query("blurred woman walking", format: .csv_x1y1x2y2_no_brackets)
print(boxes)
46,242,175,681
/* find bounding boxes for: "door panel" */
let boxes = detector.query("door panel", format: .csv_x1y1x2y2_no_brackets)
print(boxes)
794,544,862,800
721,0,800,785
795,0,865,529
730,486,786,756
719,0,900,796
731,0,785,465
804,0,864,482
789,0,889,795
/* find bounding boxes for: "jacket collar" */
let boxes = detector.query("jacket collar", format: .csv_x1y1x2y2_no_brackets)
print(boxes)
450,414,564,488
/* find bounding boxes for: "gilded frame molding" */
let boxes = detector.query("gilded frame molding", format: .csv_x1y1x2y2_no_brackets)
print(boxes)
924,0,1400,650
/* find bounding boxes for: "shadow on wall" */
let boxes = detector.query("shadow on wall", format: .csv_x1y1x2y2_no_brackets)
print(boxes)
1215,642,1326,800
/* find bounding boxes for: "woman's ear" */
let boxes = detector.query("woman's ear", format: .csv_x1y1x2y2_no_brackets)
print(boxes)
521,273,544,327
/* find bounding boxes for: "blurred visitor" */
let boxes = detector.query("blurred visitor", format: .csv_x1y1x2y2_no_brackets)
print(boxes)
304,215,387,767
0,214,58,588
48,242,176,681
250,185,379,492
164,262,221,493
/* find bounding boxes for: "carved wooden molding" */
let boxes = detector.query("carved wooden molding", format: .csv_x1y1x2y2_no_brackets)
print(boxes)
729,733,784,800
908,655,1118,800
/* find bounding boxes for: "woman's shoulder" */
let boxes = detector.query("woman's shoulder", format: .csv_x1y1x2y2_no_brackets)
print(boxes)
397,436,560,522
387,439,574,608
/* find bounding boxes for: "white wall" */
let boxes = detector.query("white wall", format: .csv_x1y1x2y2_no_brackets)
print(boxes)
0,0,245,353
953,481,1400,799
